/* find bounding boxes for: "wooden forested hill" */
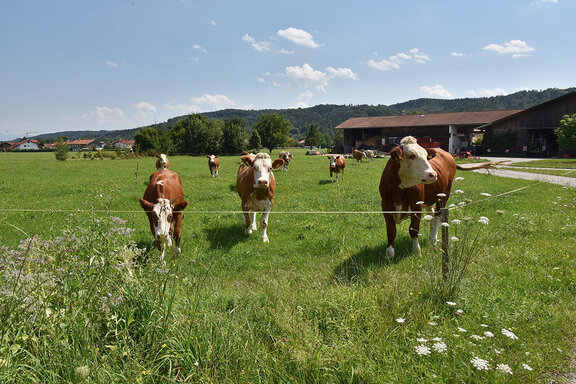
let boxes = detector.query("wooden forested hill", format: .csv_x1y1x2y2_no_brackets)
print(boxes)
32,87,576,142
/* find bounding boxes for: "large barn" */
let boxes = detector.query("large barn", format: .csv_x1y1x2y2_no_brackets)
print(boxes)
336,91,576,157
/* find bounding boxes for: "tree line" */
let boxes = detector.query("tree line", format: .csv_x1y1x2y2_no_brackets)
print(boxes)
134,113,342,155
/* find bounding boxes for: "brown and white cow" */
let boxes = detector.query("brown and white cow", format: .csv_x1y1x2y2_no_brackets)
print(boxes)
379,136,501,259
236,153,284,242
278,150,293,171
140,170,188,261
364,149,375,163
207,155,220,177
156,153,169,171
327,154,345,182
352,149,366,164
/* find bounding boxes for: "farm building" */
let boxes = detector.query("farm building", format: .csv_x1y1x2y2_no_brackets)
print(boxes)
112,140,135,150
9,139,41,151
336,91,576,157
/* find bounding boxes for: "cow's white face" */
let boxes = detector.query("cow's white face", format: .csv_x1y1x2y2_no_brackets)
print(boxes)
253,153,274,188
208,155,216,164
397,142,438,189
328,155,340,167
151,198,173,246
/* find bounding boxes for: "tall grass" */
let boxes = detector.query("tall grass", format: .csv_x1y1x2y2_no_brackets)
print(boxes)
0,151,575,382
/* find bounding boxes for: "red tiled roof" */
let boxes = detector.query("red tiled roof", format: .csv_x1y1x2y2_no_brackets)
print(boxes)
67,139,94,145
335,110,523,129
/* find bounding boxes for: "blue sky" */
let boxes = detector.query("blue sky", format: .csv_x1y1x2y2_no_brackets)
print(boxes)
1,0,573,140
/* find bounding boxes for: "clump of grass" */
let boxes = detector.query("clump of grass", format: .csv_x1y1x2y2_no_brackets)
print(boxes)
0,213,187,383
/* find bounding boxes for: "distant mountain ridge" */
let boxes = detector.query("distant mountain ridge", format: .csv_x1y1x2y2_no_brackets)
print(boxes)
29,87,576,142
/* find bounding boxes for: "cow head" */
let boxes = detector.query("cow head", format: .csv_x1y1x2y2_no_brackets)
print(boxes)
241,153,284,188
139,197,189,249
207,154,218,164
156,153,169,171
391,136,438,189
327,154,342,168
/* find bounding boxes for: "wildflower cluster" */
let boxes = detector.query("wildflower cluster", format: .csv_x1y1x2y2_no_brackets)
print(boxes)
397,301,534,376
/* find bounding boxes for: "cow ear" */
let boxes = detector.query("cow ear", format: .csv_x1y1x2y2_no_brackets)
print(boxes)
272,159,285,170
426,148,436,160
174,200,189,211
206,155,210,158
241,155,254,166
390,145,402,161
215,155,218,158
139,198,154,212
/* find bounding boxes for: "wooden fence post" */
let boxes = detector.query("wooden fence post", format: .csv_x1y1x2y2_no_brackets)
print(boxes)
441,207,450,281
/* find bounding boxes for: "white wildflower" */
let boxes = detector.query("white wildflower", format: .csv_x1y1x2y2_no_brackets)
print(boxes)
449,203,456,208
451,219,461,225
480,192,491,197
446,301,457,306
455,309,464,316
458,201,467,206
433,342,447,353
432,337,442,342
416,200,424,205
455,177,464,181
478,216,490,225
471,356,491,370
454,189,464,194
441,222,450,227
416,338,428,343
496,210,505,215
428,321,437,326
457,327,467,332
423,215,434,222
395,318,405,323
480,324,489,327
494,349,502,354
502,328,519,340
415,345,431,356
450,236,459,241
496,364,513,375
437,193,447,197
484,331,494,338
471,334,484,341
522,363,533,371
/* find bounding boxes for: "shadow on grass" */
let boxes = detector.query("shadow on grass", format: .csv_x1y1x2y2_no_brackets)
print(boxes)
204,222,247,250
333,237,413,284
318,179,336,185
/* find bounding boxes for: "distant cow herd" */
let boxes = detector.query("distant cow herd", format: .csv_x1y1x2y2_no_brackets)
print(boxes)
140,138,500,262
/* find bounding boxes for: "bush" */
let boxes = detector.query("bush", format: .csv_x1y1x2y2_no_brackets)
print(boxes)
54,143,69,161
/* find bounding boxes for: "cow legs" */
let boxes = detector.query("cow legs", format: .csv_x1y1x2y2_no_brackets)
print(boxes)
409,213,422,255
384,214,397,259
429,213,441,244
243,211,255,235
260,210,270,242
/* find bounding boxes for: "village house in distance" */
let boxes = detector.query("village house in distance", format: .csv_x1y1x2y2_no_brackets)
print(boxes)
336,91,576,157
1,139,135,152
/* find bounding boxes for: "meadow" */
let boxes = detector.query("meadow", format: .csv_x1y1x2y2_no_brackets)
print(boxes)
1,150,575,383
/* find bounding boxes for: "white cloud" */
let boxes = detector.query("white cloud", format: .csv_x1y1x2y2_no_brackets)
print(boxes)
467,88,508,97
164,94,236,114
531,0,557,7
279,48,295,55
420,85,454,98
483,40,535,57
193,44,207,53
277,27,320,48
451,52,469,57
133,102,157,114
242,34,272,52
210,20,217,26
284,63,357,92
368,48,430,71
82,106,125,121
106,61,119,68
326,66,359,80
293,90,314,108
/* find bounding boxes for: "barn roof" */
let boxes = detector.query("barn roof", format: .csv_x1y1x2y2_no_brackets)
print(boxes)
335,109,523,129
68,139,95,145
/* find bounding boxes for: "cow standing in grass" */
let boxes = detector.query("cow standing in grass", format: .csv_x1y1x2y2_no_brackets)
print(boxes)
236,153,284,242
207,155,220,177
327,154,345,182
352,149,365,164
140,169,188,261
279,151,293,171
364,149,375,163
379,136,502,259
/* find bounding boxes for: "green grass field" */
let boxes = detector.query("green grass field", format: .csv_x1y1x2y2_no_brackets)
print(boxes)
1,150,575,383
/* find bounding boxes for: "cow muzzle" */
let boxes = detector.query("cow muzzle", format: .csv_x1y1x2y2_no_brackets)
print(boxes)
422,170,438,183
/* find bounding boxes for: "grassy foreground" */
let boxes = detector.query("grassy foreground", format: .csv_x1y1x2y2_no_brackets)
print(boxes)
1,150,575,383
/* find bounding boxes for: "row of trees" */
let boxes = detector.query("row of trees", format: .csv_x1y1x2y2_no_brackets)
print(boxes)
134,113,342,155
